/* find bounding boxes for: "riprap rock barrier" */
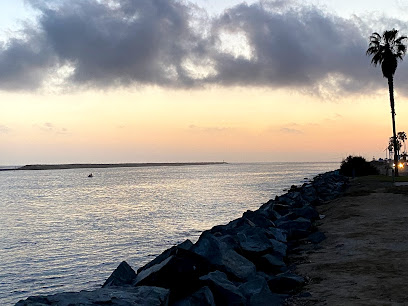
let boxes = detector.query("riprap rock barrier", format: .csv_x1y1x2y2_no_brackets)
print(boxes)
16,170,348,306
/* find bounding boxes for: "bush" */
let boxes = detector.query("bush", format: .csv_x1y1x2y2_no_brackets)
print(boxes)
340,155,379,177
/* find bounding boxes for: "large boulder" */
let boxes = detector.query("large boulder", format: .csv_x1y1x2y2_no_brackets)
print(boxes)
236,227,276,257
133,248,211,301
300,184,319,205
199,271,246,305
172,286,215,306
241,210,276,228
191,231,256,281
239,275,283,306
16,286,170,306
103,261,137,287
210,217,255,238
256,254,287,274
267,227,287,243
292,205,319,221
275,191,309,208
137,239,193,274
275,217,312,240
271,203,291,216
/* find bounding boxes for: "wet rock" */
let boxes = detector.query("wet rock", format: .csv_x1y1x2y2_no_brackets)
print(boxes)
103,261,137,287
137,239,193,274
199,271,246,305
172,286,215,306
191,231,256,281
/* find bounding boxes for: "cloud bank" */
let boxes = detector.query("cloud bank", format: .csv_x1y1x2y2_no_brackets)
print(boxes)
0,0,407,95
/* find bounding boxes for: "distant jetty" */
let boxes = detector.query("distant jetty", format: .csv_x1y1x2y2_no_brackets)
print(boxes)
15,162,227,171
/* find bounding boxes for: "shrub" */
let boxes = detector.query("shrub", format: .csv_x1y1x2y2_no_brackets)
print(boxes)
340,155,379,177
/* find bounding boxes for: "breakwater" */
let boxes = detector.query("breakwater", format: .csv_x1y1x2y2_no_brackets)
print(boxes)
15,162,227,171
16,170,348,305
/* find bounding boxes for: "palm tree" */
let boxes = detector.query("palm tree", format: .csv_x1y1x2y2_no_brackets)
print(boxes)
398,131,407,153
389,136,401,158
388,142,393,160
367,29,407,176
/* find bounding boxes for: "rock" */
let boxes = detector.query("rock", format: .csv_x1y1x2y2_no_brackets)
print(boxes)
275,217,312,240
191,231,256,281
16,286,170,306
103,261,137,287
210,217,255,238
292,205,319,221
241,210,276,228
133,248,211,301
256,254,287,274
300,184,319,205
258,200,282,221
199,271,246,305
266,227,287,243
172,286,216,306
267,271,305,294
312,171,348,202
271,203,291,216
172,286,215,306
137,239,193,274
269,239,288,259
237,227,276,257
239,275,283,306
275,212,298,223
275,192,309,208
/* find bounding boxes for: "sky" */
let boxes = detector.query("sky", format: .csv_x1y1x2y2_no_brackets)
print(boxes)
0,0,408,164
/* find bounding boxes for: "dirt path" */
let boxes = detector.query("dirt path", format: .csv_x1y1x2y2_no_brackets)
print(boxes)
291,178,408,305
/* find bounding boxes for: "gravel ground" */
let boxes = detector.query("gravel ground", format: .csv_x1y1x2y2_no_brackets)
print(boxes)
289,177,408,305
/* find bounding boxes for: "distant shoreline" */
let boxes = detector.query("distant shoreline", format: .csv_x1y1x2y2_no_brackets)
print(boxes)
6,162,227,171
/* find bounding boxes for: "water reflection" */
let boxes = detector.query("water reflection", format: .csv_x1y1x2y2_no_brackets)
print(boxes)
0,162,338,304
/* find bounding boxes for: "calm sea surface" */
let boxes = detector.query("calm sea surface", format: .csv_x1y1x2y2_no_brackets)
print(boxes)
0,162,338,305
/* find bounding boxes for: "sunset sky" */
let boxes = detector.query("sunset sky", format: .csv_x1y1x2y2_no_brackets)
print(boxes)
1,0,408,164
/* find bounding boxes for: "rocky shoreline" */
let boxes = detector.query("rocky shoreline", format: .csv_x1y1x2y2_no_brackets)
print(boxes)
16,170,348,306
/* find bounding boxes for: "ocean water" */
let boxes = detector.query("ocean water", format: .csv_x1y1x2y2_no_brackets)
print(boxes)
0,162,338,305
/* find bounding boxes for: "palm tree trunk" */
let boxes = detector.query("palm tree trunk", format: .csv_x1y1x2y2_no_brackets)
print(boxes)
388,76,399,176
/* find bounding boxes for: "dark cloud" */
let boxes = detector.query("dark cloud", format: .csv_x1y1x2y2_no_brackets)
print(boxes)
0,0,406,96
207,3,384,95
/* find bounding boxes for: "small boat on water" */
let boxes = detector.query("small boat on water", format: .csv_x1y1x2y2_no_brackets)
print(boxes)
88,173,93,178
